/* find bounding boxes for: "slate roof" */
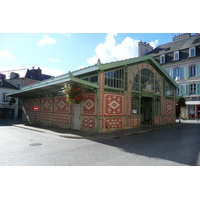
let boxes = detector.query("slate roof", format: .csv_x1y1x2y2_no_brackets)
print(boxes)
0,78,19,90
25,68,52,81
148,34,200,56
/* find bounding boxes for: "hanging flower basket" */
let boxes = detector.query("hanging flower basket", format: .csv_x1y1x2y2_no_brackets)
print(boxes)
61,83,86,104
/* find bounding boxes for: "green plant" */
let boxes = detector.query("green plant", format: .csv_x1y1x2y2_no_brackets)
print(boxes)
178,97,186,107
9,97,16,105
61,83,86,104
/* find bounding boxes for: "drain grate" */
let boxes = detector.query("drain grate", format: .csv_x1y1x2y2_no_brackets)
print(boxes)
29,143,42,146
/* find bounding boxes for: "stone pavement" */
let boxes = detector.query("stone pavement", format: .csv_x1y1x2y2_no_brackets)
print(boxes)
1,118,196,140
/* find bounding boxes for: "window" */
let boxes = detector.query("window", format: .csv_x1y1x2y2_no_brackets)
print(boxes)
0,80,2,86
104,68,124,89
132,97,139,115
190,83,196,95
160,55,165,64
82,75,98,83
189,47,196,57
174,68,180,80
2,93,9,102
176,88,180,96
17,84,21,89
132,68,160,94
189,65,196,77
155,98,161,115
164,81,174,96
174,51,179,61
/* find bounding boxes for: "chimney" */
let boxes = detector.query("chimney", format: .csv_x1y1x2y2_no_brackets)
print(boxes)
173,33,191,42
0,74,6,80
138,41,153,57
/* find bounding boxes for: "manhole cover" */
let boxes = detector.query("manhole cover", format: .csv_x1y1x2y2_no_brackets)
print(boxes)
29,143,42,146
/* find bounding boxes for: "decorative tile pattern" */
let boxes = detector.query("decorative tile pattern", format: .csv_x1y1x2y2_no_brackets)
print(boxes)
165,117,175,123
41,97,53,113
31,98,40,111
54,96,70,114
165,100,174,115
82,118,96,129
54,115,69,124
155,116,161,124
82,93,96,116
30,111,40,119
105,118,122,128
40,113,52,121
23,99,31,111
104,94,124,116
132,118,139,126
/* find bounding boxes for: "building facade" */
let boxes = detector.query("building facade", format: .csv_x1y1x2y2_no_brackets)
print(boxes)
9,55,178,133
139,33,200,119
0,74,19,119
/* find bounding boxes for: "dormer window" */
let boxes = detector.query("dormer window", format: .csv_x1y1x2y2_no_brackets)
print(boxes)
189,47,196,57
174,51,179,61
160,55,165,64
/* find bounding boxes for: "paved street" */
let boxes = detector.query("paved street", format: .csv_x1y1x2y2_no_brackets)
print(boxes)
0,122,200,166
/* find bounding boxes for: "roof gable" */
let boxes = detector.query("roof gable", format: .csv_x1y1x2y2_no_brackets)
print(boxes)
0,78,19,89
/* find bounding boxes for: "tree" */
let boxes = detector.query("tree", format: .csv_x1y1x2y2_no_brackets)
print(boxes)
178,97,186,107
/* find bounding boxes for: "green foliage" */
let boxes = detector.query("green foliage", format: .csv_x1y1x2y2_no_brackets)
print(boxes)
178,97,186,107
9,97,16,105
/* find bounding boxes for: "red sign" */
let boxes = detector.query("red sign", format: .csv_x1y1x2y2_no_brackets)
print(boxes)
34,106,39,111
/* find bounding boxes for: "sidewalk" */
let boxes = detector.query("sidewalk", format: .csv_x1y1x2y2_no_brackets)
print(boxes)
1,118,191,140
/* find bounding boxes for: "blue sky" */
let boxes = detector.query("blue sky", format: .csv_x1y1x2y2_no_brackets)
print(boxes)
0,33,182,78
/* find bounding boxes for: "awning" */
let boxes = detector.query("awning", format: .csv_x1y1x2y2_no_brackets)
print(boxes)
8,73,99,99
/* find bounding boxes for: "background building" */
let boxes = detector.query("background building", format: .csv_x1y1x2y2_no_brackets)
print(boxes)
0,67,53,119
0,74,19,119
139,33,200,119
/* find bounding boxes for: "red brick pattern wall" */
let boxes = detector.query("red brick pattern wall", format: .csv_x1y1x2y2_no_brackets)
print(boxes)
31,98,40,111
105,118,123,129
132,118,139,126
40,113,52,122
41,97,53,113
23,99,31,111
82,93,96,116
82,118,96,129
54,96,70,114
155,116,161,124
104,93,124,116
54,114,69,124
165,100,175,115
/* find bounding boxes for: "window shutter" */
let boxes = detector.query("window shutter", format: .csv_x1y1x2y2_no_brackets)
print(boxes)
197,65,200,77
179,84,183,96
169,69,174,78
180,68,184,79
197,83,200,94
165,69,169,74
184,66,189,78
186,84,189,95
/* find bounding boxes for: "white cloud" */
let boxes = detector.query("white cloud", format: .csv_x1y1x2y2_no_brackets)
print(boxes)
87,34,160,66
38,34,56,46
149,39,159,48
47,57,61,63
77,65,85,70
87,33,140,65
40,66,64,77
0,50,14,59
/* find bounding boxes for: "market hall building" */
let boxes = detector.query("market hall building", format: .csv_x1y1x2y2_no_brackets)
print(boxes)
9,55,178,133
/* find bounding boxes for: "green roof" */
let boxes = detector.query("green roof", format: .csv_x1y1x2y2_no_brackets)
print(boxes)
8,55,178,98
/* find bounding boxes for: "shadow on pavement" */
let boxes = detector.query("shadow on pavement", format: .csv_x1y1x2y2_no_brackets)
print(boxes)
96,124,200,166
2,119,200,166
